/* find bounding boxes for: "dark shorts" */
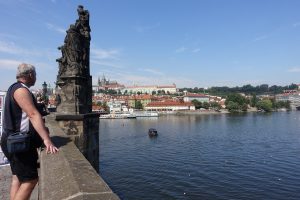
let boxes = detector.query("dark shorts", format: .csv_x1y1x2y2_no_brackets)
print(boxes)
1,135,38,182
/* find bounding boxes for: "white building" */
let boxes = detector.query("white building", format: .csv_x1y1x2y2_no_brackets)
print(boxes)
107,101,122,113
145,101,195,111
183,93,210,103
121,84,177,94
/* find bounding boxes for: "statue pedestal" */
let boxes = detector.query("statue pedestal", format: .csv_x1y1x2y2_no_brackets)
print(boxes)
55,113,100,172
56,75,92,115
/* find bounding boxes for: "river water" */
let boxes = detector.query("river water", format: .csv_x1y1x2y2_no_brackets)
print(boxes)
99,112,300,200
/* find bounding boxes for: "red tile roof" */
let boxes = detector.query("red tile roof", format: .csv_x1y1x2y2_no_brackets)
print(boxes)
185,93,209,97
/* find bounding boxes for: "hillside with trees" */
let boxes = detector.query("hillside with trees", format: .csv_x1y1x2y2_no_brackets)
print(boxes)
179,83,298,97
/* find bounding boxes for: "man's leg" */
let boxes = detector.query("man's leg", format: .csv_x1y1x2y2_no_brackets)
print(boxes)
10,175,21,200
13,179,38,200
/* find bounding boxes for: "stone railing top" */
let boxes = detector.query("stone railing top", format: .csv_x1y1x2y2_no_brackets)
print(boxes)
55,113,100,120
39,115,119,200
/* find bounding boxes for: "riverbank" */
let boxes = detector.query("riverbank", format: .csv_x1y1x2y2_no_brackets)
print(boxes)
174,109,229,115
158,109,229,116
159,107,260,115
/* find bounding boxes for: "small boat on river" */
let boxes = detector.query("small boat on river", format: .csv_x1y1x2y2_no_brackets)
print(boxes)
148,128,158,137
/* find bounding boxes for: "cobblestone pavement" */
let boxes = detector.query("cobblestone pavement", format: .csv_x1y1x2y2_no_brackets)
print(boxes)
0,165,12,200
0,165,38,200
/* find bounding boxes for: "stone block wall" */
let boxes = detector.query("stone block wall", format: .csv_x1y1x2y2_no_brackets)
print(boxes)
55,113,100,172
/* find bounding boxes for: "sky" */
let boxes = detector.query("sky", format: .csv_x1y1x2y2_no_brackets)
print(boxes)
0,0,300,90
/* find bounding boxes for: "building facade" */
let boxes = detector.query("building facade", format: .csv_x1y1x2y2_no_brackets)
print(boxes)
183,93,210,103
145,101,195,111
121,84,177,95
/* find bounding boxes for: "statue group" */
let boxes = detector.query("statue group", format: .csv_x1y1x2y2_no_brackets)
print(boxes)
55,5,92,114
57,5,91,80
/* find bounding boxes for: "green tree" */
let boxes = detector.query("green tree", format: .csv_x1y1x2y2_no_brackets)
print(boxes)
191,99,202,109
225,93,248,112
102,102,109,112
210,102,221,111
274,100,291,110
152,91,157,95
107,89,117,95
225,93,247,106
203,102,210,109
257,99,273,112
250,94,259,107
226,101,240,113
135,100,143,109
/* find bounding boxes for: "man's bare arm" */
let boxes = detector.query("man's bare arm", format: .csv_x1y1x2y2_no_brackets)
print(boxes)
14,88,58,154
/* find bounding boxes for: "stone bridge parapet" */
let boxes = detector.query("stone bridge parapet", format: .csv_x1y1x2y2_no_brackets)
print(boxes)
39,115,119,200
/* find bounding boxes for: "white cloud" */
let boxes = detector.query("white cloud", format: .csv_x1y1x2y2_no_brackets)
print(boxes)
0,40,41,56
288,67,300,72
175,46,187,53
0,59,23,70
46,23,65,34
0,40,25,54
91,48,120,60
138,68,164,76
90,59,123,69
252,35,268,42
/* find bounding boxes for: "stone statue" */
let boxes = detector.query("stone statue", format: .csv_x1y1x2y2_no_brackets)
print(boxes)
54,6,101,173
55,5,92,114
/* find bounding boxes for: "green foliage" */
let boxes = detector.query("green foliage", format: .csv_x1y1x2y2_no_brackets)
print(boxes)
226,101,240,112
135,100,143,109
225,93,247,106
256,99,273,112
273,100,291,110
191,99,202,109
250,94,259,107
225,93,248,112
203,102,210,109
102,102,109,111
179,83,298,96
210,102,221,111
